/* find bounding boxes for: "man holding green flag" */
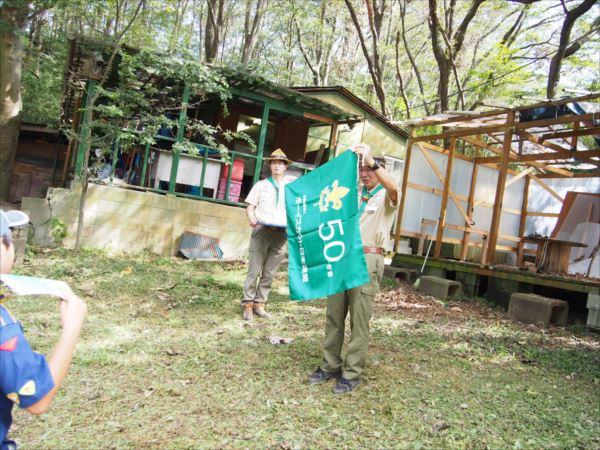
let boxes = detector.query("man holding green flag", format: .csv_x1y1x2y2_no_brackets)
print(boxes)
308,144,399,394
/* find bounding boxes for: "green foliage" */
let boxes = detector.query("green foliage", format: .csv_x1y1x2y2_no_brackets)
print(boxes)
44,217,67,244
21,37,67,125
86,49,250,159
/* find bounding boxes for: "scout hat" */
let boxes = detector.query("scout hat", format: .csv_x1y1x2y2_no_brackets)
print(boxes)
265,148,292,164
0,210,29,239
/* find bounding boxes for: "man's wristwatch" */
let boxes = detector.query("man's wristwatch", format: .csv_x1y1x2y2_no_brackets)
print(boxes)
368,160,380,171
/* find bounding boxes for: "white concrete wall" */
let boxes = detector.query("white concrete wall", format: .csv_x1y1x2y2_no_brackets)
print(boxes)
22,184,252,258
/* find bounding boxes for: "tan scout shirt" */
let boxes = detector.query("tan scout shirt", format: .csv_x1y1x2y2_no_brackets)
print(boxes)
359,185,398,248
245,175,296,227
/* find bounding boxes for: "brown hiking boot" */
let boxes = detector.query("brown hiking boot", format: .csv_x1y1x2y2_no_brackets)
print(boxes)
242,303,254,321
253,303,271,319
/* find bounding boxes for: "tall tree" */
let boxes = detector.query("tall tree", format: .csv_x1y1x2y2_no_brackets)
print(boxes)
428,0,486,113
294,0,340,86
241,0,267,63
204,0,225,63
344,0,388,114
546,0,597,98
0,2,36,201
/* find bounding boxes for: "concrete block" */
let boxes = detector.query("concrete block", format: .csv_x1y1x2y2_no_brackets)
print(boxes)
119,229,150,253
586,293,600,329
22,197,52,246
423,267,446,279
384,266,418,282
125,189,156,206
508,293,568,327
417,276,462,299
455,272,480,297
152,194,178,211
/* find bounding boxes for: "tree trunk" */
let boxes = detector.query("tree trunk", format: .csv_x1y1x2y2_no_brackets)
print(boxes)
428,0,485,113
0,2,30,202
344,0,387,115
547,0,596,99
205,0,225,63
241,0,265,64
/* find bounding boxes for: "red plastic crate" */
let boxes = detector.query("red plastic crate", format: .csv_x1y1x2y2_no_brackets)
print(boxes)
220,159,244,182
216,179,242,202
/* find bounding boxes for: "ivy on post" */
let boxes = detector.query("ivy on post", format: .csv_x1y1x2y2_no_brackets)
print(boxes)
169,83,190,194
74,80,97,180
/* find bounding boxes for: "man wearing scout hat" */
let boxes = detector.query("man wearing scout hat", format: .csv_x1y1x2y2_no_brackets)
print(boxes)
241,149,295,321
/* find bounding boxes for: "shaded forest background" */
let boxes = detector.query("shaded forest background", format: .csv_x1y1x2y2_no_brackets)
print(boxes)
5,0,599,127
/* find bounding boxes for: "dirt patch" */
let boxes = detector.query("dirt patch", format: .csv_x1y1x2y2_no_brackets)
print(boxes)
375,280,600,351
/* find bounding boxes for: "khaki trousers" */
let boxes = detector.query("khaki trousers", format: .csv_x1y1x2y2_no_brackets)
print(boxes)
321,252,384,380
242,226,287,304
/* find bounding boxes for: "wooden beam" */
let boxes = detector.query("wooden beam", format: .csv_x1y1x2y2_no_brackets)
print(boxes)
486,110,515,265
403,93,599,129
303,111,336,124
329,123,338,158
412,124,506,143
519,149,600,162
540,125,600,142
527,211,561,217
516,176,530,266
515,113,597,131
519,130,572,155
417,143,473,226
445,223,521,242
528,173,564,203
486,132,574,176
408,181,520,214
461,151,479,261
420,141,473,161
394,132,414,251
434,138,456,257
537,171,600,178
473,167,534,208
475,149,600,164
525,160,573,177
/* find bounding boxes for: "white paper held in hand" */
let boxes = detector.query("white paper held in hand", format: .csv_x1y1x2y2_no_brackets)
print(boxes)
0,274,75,299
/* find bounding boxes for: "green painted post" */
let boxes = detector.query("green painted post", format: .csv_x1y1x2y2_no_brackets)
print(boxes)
253,103,270,183
110,134,120,182
224,154,234,200
140,142,150,187
199,146,209,197
74,80,97,179
169,84,190,193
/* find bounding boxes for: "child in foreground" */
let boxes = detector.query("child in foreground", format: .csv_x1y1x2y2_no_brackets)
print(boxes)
0,210,86,450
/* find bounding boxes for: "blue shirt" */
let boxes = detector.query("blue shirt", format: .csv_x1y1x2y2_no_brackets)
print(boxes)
0,303,54,446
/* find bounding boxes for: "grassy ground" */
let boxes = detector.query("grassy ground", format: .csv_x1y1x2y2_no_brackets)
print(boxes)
6,248,600,449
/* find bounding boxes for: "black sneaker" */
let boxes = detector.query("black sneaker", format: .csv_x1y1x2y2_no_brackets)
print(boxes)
308,368,341,385
333,377,361,394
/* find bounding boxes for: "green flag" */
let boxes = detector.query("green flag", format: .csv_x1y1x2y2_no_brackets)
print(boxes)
285,150,368,301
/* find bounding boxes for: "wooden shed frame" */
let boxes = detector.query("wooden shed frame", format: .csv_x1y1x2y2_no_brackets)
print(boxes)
392,94,600,266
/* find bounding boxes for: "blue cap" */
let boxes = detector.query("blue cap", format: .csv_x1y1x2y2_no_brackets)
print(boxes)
0,210,30,238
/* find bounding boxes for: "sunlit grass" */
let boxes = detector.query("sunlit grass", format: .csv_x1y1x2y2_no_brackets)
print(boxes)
7,247,600,449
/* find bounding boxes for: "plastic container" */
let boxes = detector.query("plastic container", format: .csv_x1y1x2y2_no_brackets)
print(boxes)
216,179,242,202
220,159,244,182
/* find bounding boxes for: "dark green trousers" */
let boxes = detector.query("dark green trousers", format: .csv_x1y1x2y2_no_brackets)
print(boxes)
321,252,384,380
